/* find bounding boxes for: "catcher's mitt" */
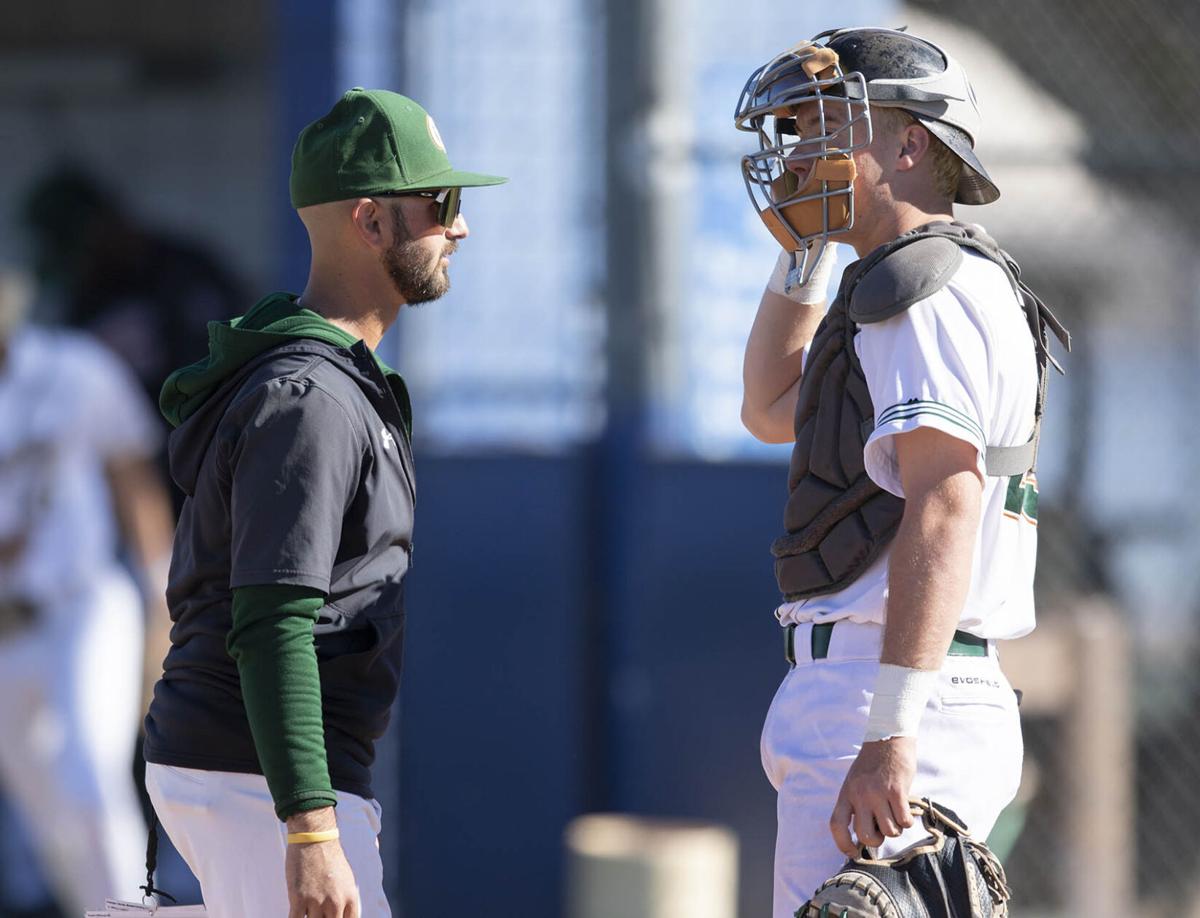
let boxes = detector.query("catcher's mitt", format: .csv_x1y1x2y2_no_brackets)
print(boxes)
797,798,1011,918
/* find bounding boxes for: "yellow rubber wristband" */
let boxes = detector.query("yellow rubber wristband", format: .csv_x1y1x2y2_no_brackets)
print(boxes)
286,828,340,845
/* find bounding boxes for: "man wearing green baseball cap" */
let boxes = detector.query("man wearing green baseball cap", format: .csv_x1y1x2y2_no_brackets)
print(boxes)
142,89,505,917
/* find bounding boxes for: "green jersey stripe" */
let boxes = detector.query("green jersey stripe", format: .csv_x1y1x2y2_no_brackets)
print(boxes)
875,405,985,442
876,401,985,440
878,400,983,433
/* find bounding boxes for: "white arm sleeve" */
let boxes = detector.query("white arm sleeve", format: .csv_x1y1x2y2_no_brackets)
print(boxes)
855,287,991,498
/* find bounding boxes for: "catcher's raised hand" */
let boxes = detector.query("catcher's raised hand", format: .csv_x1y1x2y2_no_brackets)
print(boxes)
829,736,918,858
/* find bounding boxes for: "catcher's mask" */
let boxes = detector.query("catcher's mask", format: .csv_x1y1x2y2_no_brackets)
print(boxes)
734,39,871,283
735,27,998,285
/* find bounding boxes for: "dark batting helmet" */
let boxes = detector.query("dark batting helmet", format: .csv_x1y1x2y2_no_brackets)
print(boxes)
821,27,998,206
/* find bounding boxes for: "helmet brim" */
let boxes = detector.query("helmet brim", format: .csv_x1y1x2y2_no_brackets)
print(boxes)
917,116,1000,205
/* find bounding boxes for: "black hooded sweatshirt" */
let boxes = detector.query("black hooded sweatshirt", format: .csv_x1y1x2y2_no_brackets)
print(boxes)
143,293,415,803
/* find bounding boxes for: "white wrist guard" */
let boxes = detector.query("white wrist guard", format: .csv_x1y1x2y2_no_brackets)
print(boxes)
765,243,838,304
864,664,938,742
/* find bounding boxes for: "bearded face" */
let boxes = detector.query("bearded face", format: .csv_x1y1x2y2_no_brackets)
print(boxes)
380,205,456,306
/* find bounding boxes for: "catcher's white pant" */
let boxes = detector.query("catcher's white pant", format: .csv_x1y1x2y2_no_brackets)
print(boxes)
0,570,147,916
761,620,1023,918
145,763,390,918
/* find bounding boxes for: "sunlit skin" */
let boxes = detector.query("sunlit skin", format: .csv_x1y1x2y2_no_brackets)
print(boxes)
782,100,952,258
379,195,467,307
744,98,985,858
297,194,469,350
830,428,982,857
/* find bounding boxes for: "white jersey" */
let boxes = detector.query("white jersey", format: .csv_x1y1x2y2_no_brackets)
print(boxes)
0,326,160,606
776,249,1040,640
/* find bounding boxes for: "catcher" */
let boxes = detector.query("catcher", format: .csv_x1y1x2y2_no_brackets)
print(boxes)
734,26,1067,917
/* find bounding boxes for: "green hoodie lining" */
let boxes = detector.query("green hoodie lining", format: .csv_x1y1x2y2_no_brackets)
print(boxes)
159,292,404,428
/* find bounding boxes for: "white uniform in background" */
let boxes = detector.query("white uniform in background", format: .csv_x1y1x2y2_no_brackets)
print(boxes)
0,325,160,915
763,250,1039,915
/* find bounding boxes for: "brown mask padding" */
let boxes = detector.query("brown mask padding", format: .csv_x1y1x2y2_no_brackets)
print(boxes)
759,155,857,250
801,47,839,80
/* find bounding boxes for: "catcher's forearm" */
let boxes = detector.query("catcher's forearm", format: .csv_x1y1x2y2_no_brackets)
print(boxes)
742,246,840,442
741,288,824,442
228,584,338,820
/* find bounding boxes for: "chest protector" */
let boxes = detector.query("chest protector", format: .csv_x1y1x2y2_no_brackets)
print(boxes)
773,221,1070,601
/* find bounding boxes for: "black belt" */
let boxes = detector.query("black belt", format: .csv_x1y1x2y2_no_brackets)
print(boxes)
784,622,988,665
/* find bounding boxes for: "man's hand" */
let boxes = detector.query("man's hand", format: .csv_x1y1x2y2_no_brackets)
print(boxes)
285,807,360,918
829,736,917,858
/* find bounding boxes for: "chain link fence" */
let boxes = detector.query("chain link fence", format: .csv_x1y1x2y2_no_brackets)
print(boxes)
908,3,1200,913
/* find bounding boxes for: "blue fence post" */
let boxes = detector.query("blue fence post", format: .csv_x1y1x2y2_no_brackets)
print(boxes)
274,0,337,291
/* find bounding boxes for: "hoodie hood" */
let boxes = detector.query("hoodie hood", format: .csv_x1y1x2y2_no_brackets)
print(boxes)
160,292,400,427
162,293,412,499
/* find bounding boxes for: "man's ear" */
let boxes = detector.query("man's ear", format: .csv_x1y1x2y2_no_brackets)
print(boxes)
896,122,933,173
350,198,388,250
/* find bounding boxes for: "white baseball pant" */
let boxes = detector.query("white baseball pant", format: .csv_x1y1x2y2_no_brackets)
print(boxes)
761,619,1023,918
0,569,147,916
145,763,390,918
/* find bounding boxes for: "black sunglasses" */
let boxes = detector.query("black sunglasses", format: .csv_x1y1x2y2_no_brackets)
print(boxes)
379,187,462,229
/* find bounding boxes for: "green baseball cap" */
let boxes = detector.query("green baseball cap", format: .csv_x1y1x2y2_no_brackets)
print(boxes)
289,87,506,208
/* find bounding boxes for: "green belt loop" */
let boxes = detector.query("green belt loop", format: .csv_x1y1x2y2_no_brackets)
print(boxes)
947,630,988,657
811,622,835,661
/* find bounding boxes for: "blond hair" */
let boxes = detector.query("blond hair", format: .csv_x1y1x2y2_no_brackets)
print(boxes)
871,106,962,202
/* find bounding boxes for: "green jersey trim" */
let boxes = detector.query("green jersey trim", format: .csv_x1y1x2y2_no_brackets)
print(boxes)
876,399,985,444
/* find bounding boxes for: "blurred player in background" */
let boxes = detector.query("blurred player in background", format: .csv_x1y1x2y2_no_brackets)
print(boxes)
736,27,1067,916
0,270,176,916
21,167,242,438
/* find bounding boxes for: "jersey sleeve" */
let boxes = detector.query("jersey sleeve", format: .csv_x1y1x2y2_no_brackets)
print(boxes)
227,379,364,592
77,337,162,460
855,287,991,498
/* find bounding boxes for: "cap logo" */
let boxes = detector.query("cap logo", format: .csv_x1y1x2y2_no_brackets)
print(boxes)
426,115,446,153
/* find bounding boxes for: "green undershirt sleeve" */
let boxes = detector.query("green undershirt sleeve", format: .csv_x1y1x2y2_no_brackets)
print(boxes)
228,584,337,821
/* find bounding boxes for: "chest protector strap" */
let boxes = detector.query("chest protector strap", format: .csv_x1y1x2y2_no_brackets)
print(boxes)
772,221,1070,602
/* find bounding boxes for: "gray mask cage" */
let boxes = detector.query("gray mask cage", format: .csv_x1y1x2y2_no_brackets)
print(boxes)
734,39,873,287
